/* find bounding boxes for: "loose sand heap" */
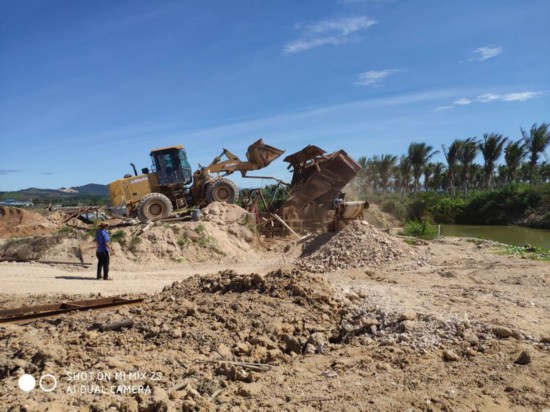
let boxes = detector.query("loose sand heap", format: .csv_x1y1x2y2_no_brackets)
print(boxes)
0,202,263,267
299,220,415,273
2,269,548,411
0,207,57,239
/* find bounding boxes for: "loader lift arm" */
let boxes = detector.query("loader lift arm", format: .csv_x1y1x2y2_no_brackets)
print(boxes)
204,139,285,177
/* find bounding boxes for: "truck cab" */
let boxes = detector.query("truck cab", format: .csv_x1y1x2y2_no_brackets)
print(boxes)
150,145,192,186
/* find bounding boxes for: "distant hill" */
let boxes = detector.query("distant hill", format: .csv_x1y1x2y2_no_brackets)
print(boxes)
0,183,108,201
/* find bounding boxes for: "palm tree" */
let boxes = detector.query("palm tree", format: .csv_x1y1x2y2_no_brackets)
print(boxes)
397,155,412,195
457,137,479,197
442,140,460,196
478,133,508,188
522,123,550,182
423,163,433,191
366,156,380,194
407,142,439,192
504,140,526,183
353,156,369,197
377,154,398,194
430,162,445,191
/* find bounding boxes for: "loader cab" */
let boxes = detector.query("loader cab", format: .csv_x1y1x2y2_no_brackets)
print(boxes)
150,145,192,186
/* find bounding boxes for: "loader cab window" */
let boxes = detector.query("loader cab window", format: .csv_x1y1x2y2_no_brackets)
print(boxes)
151,148,192,186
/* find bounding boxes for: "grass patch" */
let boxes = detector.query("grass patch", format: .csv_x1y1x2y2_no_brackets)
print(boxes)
177,236,189,249
194,224,225,255
57,225,74,234
498,244,550,261
110,230,125,244
401,218,437,239
194,224,212,248
129,235,142,251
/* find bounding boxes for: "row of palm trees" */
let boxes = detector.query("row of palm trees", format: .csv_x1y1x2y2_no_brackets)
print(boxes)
353,122,550,197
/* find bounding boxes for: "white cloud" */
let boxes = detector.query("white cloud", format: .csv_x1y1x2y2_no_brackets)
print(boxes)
453,98,471,105
433,106,453,112
477,91,543,103
354,69,400,87
284,16,377,54
471,46,504,61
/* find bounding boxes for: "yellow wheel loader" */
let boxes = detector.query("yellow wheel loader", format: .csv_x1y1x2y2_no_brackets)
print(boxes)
108,139,284,222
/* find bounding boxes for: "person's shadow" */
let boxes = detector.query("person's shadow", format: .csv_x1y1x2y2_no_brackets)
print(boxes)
55,276,99,281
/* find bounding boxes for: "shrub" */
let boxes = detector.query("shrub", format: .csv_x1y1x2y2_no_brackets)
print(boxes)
110,230,125,244
458,184,542,225
401,218,437,239
406,192,464,224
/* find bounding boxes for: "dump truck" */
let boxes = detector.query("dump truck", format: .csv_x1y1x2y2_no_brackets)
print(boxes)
108,139,284,222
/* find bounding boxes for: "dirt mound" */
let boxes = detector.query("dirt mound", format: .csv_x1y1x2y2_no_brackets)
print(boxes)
2,269,547,411
0,270,342,410
298,220,414,273
0,202,263,267
0,207,57,239
117,203,259,265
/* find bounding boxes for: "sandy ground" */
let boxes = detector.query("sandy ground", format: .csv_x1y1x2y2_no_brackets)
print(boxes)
2,237,548,338
0,256,288,296
1,234,549,410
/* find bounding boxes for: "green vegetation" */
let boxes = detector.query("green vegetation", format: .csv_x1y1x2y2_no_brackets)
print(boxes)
369,184,549,228
177,236,189,249
498,244,550,261
129,235,142,251
110,230,126,244
401,218,438,239
348,122,550,228
458,184,543,225
194,224,212,248
57,225,74,234
194,224,225,255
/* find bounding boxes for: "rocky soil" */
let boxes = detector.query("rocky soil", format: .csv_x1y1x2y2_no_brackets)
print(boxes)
0,204,549,410
298,220,422,273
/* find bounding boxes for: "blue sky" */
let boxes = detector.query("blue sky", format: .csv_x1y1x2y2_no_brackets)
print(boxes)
1,0,549,191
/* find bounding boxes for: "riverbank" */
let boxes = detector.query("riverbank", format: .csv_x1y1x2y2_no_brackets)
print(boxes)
440,224,550,249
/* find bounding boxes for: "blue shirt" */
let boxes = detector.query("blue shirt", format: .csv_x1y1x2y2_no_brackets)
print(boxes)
96,229,110,253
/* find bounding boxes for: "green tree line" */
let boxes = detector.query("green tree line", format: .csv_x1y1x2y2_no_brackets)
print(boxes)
350,122,550,198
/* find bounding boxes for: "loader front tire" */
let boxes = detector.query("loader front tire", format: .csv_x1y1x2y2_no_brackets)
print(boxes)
137,193,173,223
205,178,239,204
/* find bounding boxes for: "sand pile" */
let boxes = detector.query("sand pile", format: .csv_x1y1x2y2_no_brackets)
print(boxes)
2,269,541,410
119,202,259,265
0,270,342,410
0,202,261,266
299,220,413,273
0,207,57,239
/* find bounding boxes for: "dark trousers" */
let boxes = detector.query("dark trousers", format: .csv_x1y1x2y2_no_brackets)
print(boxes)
96,251,110,279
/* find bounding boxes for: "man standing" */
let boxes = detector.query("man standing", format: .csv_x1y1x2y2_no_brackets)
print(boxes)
96,222,113,280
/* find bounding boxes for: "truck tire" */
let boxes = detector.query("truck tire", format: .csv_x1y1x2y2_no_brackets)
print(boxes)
137,193,173,223
205,178,239,204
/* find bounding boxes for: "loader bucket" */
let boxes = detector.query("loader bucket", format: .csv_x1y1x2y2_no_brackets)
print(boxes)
246,139,285,169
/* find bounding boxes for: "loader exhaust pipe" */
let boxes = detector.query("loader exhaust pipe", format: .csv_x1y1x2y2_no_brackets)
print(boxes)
130,163,138,176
